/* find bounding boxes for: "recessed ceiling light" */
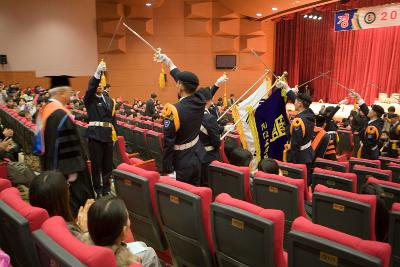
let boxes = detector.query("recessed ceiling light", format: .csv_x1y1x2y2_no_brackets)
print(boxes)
256,13,262,17
318,16,322,20
145,2,152,7
313,15,318,19
304,14,308,18
272,7,278,11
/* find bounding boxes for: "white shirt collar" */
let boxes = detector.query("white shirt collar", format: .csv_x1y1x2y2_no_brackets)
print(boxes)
368,118,378,124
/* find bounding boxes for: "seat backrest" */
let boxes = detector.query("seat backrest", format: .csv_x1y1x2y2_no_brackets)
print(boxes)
289,217,391,267
0,177,11,192
155,177,214,267
379,156,400,170
117,136,130,164
113,164,168,251
218,139,229,164
225,134,241,149
208,161,252,202
153,123,163,132
314,157,349,172
276,161,310,201
349,157,381,171
389,203,400,263
312,167,357,192
337,130,353,154
387,162,400,184
313,184,376,240
367,177,400,210
39,216,116,267
146,130,164,171
0,187,49,267
352,164,392,193
253,172,306,220
132,127,149,159
211,193,286,267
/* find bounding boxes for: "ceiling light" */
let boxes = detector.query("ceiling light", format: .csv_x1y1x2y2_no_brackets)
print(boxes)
304,14,308,18
318,16,322,20
272,7,278,11
256,13,262,17
313,15,318,19
145,3,152,7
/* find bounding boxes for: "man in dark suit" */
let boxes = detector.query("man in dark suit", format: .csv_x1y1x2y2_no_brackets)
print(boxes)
83,62,116,197
157,53,207,185
197,87,221,186
286,92,315,185
350,91,384,160
145,92,158,119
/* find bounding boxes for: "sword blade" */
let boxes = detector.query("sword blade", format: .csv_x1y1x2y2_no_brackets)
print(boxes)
123,22,158,53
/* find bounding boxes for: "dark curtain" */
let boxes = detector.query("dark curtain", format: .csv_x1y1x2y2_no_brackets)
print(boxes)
275,0,400,105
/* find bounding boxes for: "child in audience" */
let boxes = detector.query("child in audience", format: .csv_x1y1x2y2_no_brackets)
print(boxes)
257,158,282,175
84,196,161,267
360,182,389,242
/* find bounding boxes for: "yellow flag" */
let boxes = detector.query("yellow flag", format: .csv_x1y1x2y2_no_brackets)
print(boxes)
159,63,166,88
223,75,228,108
100,59,107,88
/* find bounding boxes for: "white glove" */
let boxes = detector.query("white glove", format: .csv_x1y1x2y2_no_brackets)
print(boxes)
339,99,349,105
157,54,176,70
224,124,235,133
94,62,107,79
167,172,176,179
67,173,78,183
215,74,229,87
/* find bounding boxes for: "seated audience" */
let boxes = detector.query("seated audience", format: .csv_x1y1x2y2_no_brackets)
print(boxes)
229,147,253,167
257,158,282,175
85,196,161,267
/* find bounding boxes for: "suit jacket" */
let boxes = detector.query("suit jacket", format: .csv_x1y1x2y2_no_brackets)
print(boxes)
358,103,384,159
144,98,156,118
83,77,116,143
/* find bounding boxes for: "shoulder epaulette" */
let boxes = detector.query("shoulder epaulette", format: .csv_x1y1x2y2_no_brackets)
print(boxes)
290,118,305,137
162,103,180,131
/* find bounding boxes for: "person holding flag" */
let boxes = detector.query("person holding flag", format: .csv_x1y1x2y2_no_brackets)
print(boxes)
84,61,117,198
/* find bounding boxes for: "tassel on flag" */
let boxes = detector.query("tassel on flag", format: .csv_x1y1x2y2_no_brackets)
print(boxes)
100,59,107,88
159,63,166,88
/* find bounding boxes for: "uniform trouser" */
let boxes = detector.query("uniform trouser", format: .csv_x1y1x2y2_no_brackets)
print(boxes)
88,139,113,195
175,160,201,186
361,146,379,160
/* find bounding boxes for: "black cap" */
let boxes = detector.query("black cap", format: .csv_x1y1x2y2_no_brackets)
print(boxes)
371,104,385,117
315,114,325,127
296,93,312,105
46,75,73,89
176,71,199,89
197,87,212,101
388,113,399,119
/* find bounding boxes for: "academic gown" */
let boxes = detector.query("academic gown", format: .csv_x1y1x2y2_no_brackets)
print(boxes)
40,108,94,215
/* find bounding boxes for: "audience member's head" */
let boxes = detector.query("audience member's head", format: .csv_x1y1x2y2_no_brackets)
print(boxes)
29,171,74,222
369,104,385,119
315,114,325,127
150,92,157,99
388,106,396,114
360,182,389,242
229,148,253,167
258,158,280,175
87,196,129,247
381,131,389,140
388,113,399,125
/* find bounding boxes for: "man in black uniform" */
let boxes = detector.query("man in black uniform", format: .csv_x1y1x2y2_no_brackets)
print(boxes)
158,53,206,185
144,92,158,119
385,113,400,158
197,87,222,186
286,92,315,185
83,62,116,197
351,92,384,160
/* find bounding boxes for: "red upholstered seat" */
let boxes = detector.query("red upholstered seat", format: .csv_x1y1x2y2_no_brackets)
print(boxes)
145,130,164,170
379,156,400,169
367,177,400,209
212,193,287,267
0,187,49,231
113,164,171,263
276,161,310,201
313,184,377,240
254,172,306,218
208,161,252,202
312,167,357,192
314,157,349,172
352,164,392,192
155,177,215,266
291,217,391,267
40,216,117,267
389,202,400,265
0,177,11,192
388,162,400,183
0,162,7,181
349,157,381,171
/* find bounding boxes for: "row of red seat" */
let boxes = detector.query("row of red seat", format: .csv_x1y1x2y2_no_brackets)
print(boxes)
0,178,142,267
113,163,395,267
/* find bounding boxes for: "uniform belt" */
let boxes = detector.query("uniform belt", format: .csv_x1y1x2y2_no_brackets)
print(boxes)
89,121,113,127
204,145,214,152
174,136,199,151
360,141,378,151
389,140,400,143
200,125,208,136
300,141,311,151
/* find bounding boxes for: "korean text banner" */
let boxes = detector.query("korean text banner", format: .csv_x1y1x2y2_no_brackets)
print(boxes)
254,88,288,160
335,4,400,32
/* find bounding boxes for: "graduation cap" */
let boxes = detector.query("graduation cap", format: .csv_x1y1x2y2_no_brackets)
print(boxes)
46,75,74,89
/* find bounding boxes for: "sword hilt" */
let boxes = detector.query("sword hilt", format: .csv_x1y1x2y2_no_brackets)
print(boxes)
153,48,163,63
